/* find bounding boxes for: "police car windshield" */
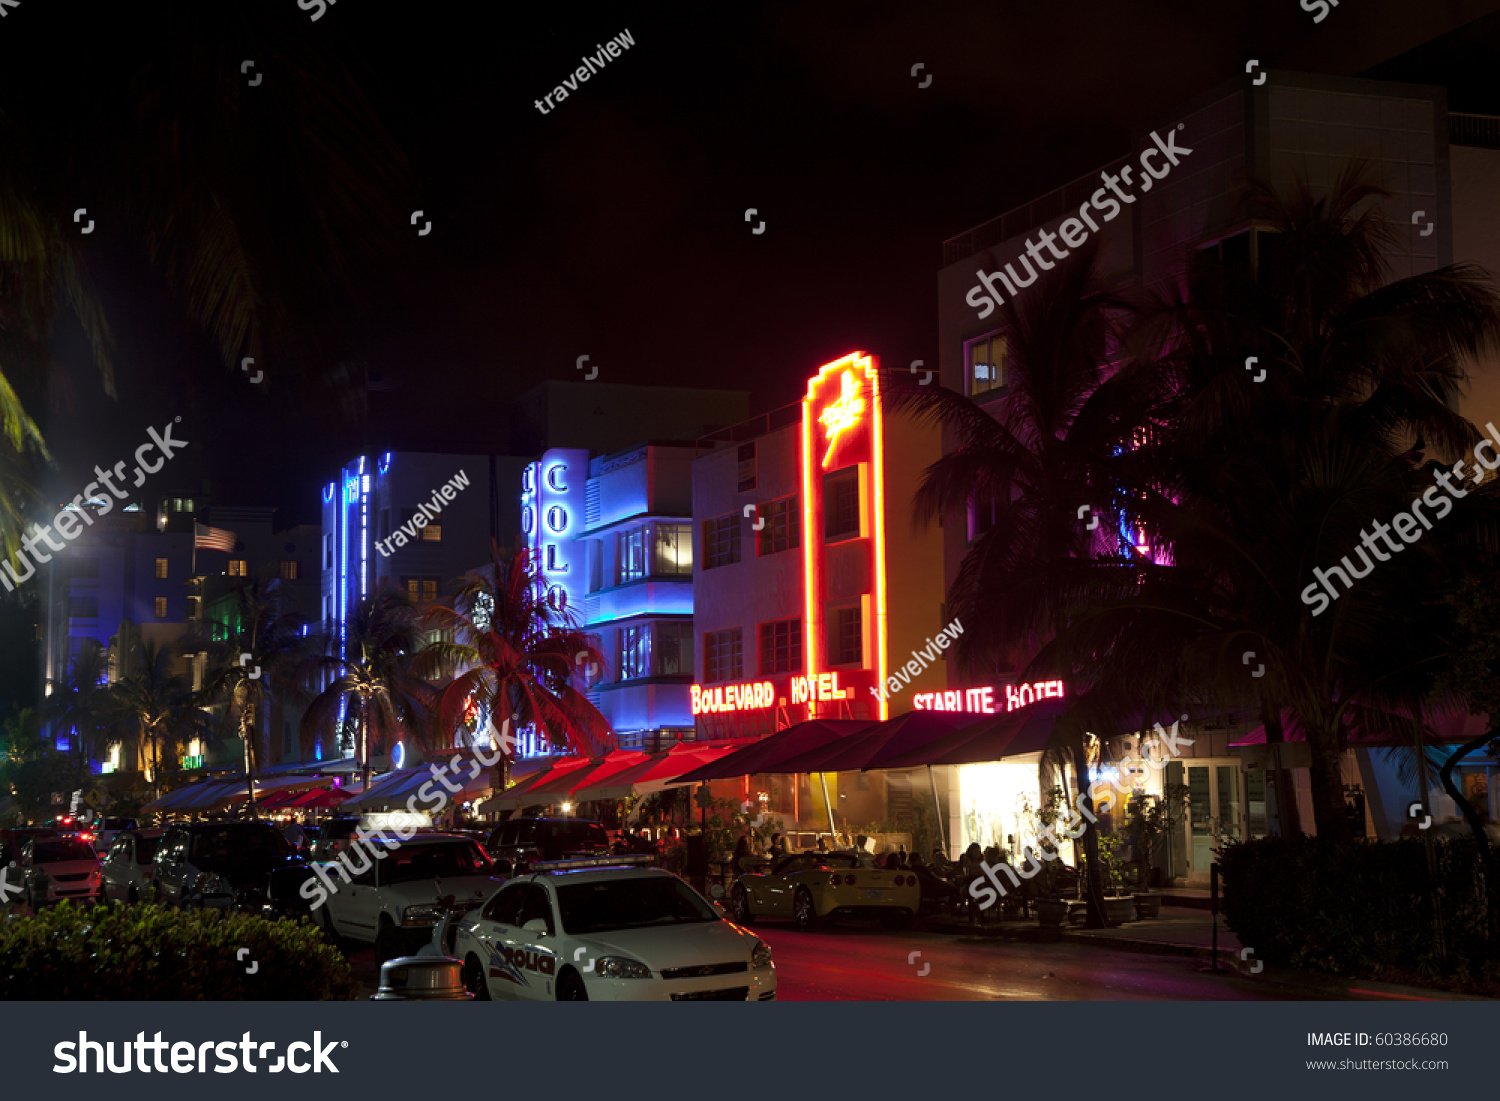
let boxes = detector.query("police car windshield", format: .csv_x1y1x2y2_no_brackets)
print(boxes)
557,876,719,934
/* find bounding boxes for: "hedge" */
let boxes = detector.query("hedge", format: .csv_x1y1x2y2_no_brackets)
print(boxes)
1220,835,1497,987
0,902,355,1000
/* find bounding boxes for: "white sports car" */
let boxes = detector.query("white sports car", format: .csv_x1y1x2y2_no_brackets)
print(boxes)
438,860,776,1001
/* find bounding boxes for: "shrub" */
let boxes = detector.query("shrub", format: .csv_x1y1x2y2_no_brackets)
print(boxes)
1220,835,1497,987
0,902,355,1000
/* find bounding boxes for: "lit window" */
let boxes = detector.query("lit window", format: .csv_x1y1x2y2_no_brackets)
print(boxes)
280,561,298,581
422,522,441,543
705,628,743,683
619,528,647,583
228,560,248,577
759,618,802,675
155,558,169,579
703,515,741,570
824,470,860,541
405,577,419,602
154,597,168,619
652,523,693,576
620,625,650,680
756,497,799,556
421,579,438,603
830,605,862,666
966,333,1007,397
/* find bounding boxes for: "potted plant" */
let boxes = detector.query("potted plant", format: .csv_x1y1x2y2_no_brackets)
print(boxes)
1096,835,1135,924
1125,783,1188,918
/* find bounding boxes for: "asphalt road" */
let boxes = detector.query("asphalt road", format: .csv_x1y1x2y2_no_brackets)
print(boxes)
745,922,1317,1001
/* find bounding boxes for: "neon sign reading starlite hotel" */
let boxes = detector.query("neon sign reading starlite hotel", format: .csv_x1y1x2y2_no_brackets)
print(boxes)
912,679,1066,714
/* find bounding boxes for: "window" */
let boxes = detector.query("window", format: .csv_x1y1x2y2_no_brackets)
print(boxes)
653,522,692,576
405,577,419,602
1200,226,1281,279
657,621,692,676
323,534,333,569
830,605,862,666
824,469,860,541
423,521,441,542
69,597,99,619
618,527,647,583
154,558,169,579
703,515,741,570
966,332,1007,397
759,618,802,675
422,578,438,603
756,497,800,556
228,560,248,577
737,441,757,493
704,628,743,683
72,557,100,580
154,597,168,619
279,561,298,581
620,625,650,680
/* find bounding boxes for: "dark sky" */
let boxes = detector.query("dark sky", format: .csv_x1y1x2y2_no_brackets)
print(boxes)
16,0,1500,535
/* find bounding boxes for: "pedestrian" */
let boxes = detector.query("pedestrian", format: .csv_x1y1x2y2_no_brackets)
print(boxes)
282,819,306,850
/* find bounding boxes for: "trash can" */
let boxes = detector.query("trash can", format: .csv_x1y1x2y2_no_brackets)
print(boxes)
370,955,472,1000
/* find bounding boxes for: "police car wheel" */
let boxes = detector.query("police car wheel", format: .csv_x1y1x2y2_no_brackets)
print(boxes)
463,955,491,1000
556,969,588,1001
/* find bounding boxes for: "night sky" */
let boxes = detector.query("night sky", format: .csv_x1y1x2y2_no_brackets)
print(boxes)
3,0,1500,706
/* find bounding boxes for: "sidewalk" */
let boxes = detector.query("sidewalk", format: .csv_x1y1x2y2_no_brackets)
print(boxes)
921,905,1490,1000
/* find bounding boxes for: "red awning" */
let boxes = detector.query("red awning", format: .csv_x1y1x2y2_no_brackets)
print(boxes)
523,751,649,799
769,709,978,773
868,698,1070,769
669,719,878,783
570,743,739,801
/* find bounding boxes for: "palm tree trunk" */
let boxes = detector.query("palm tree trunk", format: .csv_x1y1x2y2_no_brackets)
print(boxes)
1306,723,1351,841
1066,730,1107,928
1259,702,1301,836
243,711,256,819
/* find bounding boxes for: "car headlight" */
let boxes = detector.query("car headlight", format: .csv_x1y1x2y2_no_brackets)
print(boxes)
750,940,773,969
594,956,652,979
402,903,444,927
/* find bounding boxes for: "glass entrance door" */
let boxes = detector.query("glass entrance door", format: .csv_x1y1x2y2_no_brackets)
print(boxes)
1184,761,1246,885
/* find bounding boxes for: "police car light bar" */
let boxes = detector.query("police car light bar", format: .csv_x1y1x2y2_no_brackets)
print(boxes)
527,855,656,873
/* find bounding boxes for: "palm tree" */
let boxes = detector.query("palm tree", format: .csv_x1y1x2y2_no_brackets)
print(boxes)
190,573,311,810
1062,160,1500,841
106,640,214,801
886,240,1139,924
414,544,610,793
41,638,111,775
300,586,436,797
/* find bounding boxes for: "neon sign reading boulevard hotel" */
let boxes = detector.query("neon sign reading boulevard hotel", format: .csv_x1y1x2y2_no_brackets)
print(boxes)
692,675,1065,717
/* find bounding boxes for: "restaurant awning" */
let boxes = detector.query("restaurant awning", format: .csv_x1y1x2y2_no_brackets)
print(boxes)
478,756,594,813
669,719,879,783
570,743,738,801
867,698,1071,770
769,710,978,774
522,751,649,801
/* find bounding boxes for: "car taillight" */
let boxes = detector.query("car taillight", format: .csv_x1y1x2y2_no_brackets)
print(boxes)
892,874,904,886
829,874,842,886
845,874,855,887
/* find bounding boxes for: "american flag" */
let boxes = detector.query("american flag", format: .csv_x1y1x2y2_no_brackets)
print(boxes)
194,523,235,552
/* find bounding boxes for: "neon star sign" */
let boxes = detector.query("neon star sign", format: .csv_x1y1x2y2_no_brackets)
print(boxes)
817,371,865,468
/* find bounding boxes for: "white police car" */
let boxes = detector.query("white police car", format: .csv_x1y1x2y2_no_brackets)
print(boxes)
437,858,776,1001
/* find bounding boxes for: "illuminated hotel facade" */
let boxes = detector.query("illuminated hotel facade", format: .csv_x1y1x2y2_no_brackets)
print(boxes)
690,352,951,834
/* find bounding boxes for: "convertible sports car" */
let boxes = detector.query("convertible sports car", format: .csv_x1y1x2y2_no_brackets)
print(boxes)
730,851,921,929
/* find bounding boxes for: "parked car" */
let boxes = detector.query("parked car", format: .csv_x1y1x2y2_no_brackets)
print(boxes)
484,817,612,869
443,859,776,1001
151,821,307,911
316,833,505,964
729,851,921,930
100,828,166,903
93,817,141,855
0,827,58,868
309,817,363,863
14,836,101,908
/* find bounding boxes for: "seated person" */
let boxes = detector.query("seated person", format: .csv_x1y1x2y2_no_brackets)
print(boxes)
908,852,960,906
